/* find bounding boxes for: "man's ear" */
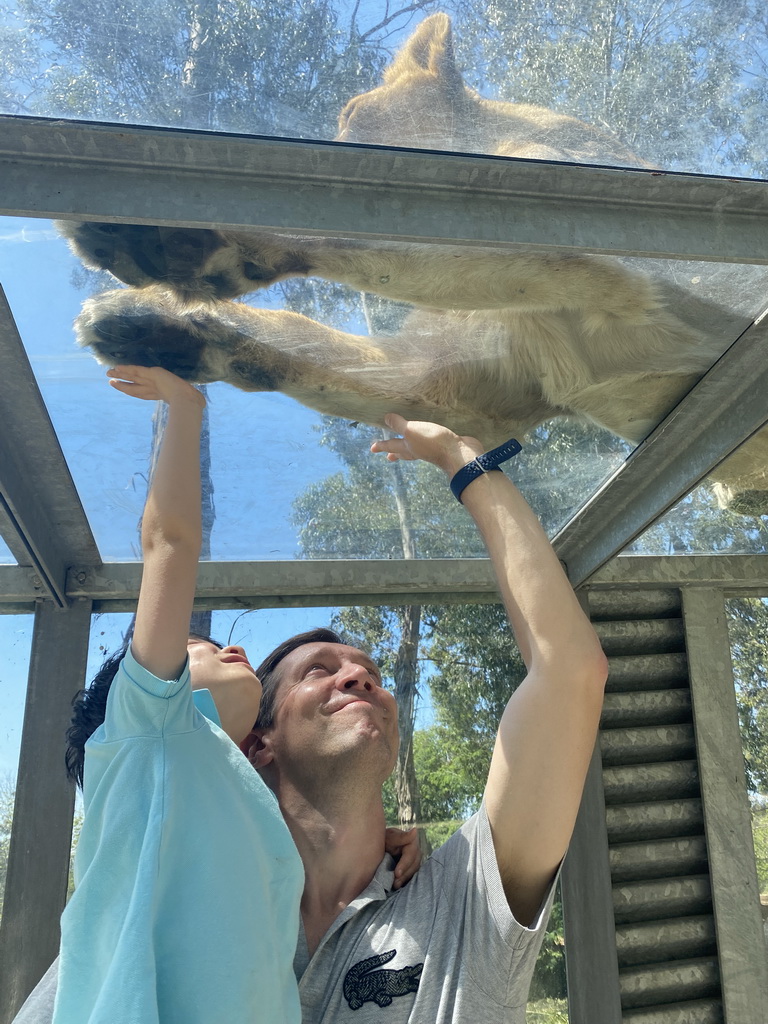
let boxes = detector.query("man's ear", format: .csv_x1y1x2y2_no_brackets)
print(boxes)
239,729,273,768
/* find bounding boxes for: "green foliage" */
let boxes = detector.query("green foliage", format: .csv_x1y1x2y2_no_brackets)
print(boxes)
0,0,442,136
750,799,768,894
526,998,569,1024
451,0,762,175
727,599,768,794
0,773,13,923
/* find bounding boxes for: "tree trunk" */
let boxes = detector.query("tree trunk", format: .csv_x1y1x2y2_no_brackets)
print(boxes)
390,460,431,857
361,292,431,856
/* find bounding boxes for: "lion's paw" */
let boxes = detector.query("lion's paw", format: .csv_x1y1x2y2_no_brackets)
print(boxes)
75,289,220,381
57,221,227,296
59,222,315,301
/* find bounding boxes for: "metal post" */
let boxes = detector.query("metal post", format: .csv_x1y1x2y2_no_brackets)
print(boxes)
562,741,623,1023
0,599,92,1024
562,591,623,1023
681,587,768,1024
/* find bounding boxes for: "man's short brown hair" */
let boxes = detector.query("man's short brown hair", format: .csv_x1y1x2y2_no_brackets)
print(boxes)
253,628,344,729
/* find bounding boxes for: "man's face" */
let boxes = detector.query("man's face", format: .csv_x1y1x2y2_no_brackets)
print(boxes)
258,642,399,781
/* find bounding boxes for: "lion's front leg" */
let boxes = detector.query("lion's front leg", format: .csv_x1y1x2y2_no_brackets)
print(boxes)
76,288,305,393
57,221,315,301
74,287,435,429
292,241,663,325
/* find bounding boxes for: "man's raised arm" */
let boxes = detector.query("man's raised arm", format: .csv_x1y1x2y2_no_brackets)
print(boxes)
371,415,608,926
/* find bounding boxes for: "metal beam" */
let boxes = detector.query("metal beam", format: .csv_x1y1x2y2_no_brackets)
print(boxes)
554,311,768,588
681,588,768,1024
587,554,768,591
63,559,502,610
562,592,622,1024
1,556,767,611
562,743,623,1024
0,286,101,606
1,115,767,262
0,598,92,1024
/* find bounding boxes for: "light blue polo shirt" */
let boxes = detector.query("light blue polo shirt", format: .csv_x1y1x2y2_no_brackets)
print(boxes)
53,646,303,1024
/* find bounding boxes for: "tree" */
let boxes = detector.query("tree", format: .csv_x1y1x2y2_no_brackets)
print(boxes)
726,598,768,794
0,773,13,924
0,776,82,924
448,0,760,175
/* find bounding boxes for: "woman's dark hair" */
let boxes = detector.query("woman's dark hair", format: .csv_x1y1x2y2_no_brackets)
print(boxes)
65,632,223,788
253,628,345,730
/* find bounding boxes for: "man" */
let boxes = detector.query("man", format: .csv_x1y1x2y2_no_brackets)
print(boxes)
13,413,607,1023
240,413,608,1021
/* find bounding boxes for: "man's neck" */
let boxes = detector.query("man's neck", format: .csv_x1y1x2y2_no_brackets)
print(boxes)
278,782,387,957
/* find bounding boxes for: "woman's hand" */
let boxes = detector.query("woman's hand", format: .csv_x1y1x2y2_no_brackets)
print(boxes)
107,365,205,408
384,826,422,890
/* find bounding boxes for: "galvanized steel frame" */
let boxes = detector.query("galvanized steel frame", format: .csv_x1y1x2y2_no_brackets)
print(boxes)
2,115,768,261
3,556,768,613
0,288,100,606
0,599,92,1024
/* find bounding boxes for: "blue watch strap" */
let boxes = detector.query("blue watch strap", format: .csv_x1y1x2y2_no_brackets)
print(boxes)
449,438,522,503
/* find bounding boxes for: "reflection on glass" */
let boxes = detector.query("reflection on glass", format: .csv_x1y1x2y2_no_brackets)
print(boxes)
630,434,768,557
725,597,768,949
1,2,765,177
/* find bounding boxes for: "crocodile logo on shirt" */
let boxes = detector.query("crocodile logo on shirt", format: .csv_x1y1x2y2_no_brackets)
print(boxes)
343,949,424,1010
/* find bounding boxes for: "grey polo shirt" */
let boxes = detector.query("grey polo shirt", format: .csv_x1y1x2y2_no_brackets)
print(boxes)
295,802,558,1023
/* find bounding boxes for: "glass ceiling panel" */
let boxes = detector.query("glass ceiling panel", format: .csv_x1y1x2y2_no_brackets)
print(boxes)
630,433,768,556
1,1,765,178
0,535,15,564
2,213,767,562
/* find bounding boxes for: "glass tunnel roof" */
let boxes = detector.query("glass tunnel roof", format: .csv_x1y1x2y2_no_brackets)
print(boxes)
1,0,766,179
1,214,768,565
1,0,768,572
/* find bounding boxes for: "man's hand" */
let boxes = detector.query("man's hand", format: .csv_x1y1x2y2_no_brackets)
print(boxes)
370,413,484,477
384,827,422,890
107,365,206,408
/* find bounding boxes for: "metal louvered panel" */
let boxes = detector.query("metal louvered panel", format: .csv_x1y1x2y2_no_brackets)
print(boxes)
622,996,724,1024
583,589,728,1023
609,836,710,884
595,619,687,656
606,800,704,844
612,875,712,925
615,916,718,967
587,590,683,622
607,653,690,692
602,762,700,804
619,957,720,1009
600,724,697,765
601,689,693,729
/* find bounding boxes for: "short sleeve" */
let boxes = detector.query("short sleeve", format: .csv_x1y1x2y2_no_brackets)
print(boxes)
98,644,201,741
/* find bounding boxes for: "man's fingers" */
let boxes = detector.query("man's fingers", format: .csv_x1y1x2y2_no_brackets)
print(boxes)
384,412,408,433
108,379,146,395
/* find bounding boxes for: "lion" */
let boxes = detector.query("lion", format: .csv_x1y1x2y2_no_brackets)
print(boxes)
58,13,768,514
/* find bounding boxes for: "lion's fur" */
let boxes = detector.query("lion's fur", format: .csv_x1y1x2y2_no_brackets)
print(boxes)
61,13,768,512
